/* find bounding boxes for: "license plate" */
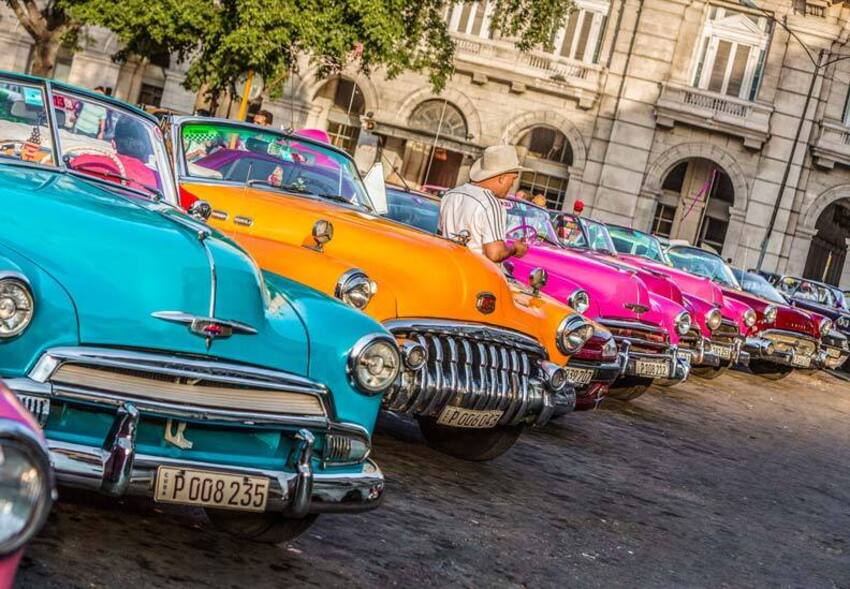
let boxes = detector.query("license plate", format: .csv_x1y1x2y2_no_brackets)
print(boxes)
436,406,503,429
154,467,270,512
565,367,594,385
634,359,670,378
709,343,734,360
17,394,50,426
791,354,811,368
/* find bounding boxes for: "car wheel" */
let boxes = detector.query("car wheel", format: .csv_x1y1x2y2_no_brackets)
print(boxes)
607,376,653,401
749,361,793,380
206,510,318,544
416,417,524,461
691,366,728,380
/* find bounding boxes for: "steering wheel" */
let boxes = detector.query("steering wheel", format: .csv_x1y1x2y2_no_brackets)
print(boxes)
63,145,127,184
0,138,53,164
506,224,541,243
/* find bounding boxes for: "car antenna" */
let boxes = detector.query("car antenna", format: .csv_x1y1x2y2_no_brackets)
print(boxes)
381,149,413,193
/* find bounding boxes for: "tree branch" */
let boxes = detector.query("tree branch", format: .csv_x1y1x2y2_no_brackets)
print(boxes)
5,0,49,40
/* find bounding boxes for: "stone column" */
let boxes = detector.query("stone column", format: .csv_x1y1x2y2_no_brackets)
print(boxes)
839,237,850,289
161,70,196,114
784,225,817,277
722,207,747,265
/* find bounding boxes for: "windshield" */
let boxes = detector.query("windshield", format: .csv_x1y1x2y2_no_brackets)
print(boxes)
732,269,786,304
501,200,561,244
385,187,440,233
608,225,666,262
667,246,740,288
580,217,617,254
0,77,176,203
180,121,374,209
54,89,175,202
778,276,840,307
551,212,587,248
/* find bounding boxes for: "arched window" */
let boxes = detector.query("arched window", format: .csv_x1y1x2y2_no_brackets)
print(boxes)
317,77,366,154
409,100,468,140
514,125,573,209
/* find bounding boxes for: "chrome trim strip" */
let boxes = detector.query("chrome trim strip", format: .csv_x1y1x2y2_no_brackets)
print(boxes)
597,318,667,335
384,319,546,357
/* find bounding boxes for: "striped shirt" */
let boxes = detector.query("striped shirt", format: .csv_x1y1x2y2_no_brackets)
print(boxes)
439,183,507,255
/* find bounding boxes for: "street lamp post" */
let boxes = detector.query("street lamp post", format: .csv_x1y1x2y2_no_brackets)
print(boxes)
745,0,850,270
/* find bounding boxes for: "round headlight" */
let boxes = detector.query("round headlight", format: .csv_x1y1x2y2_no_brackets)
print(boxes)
335,269,377,310
744,308,757,328
0,430,51,555
0,277,34,338
675,311,692,336
348,335,401,395
705,308,723,331
557,315,594,355
568,289,590,314
764,305,778,325
820,317,833,336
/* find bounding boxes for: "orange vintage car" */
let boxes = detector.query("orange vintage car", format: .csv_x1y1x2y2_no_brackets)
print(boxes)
166,117,618,460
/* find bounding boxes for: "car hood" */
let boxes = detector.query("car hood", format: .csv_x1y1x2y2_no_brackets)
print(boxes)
0,167,309,373
587,251,684,305
619,254,722,305
722,287,818,338
182,182,572,360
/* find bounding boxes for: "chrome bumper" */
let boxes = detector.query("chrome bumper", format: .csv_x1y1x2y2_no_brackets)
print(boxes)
816,346,849,370
6,377,383,515
744,337,799,366
620,344,690,382
568,352,627,387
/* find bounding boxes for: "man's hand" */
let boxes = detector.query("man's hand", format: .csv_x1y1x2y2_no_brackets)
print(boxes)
512,240,528,258
483,240,527,263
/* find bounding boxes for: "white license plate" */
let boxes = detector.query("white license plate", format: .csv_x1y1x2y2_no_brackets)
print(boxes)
634,359,670,378
437,406,503,429
17,394,50,426
565,367,594,385
791,354,811,368
709,343,734,360
154,467,270,512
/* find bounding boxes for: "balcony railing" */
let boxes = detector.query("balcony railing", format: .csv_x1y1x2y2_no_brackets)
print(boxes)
451,33,603,108
811,120,850,169
655,82,773,149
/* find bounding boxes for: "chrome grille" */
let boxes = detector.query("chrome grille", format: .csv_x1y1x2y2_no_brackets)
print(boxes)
713,319,740,344
598,319,669,354
762,330,818,357
384,320,556,426
29,347,329,424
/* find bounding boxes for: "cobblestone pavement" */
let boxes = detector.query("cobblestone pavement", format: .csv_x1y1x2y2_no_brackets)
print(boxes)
17,369,850,588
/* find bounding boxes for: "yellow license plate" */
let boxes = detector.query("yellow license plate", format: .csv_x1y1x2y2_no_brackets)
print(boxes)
709,343,733,360
437,406,503,428
154,467,270,512
635,359,670,378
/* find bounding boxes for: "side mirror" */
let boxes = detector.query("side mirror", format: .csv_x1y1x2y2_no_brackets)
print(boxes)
188,200,212,222
309,219,334,252
529,267,548,296
363,163,389,215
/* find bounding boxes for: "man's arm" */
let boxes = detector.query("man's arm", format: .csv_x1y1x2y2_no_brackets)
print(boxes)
483,239,527,263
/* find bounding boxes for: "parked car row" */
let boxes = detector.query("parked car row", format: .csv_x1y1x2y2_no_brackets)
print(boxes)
0,71,846,583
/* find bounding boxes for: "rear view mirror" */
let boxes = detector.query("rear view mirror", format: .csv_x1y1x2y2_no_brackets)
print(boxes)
363,163,388,215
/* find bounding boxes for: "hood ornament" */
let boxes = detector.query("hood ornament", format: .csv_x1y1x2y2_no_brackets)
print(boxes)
624,303,649,315
152,311,257,349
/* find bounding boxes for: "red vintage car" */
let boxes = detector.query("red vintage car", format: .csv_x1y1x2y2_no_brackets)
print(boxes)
665,245,829,379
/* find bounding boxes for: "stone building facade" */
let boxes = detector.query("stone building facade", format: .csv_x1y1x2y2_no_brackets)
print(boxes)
3,1,850,287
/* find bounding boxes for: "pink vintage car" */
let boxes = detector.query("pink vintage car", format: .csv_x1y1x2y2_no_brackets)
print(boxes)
587,222,757,379
0,382,53,589
502,199,690,401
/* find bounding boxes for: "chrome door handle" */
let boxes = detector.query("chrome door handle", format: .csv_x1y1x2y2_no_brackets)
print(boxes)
234,215,253,227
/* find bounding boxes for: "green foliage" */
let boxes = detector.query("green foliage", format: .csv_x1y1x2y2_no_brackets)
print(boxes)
65,0,574,97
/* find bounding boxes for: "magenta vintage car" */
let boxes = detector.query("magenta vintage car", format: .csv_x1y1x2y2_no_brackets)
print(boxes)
665,245,831,379
0,382,53,589
599,223,757,379
502,199,690,401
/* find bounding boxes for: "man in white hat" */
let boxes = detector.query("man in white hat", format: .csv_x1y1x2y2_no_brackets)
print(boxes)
439,145,529,263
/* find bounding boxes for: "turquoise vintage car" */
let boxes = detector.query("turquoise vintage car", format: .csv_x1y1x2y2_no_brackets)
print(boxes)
0,72,402,542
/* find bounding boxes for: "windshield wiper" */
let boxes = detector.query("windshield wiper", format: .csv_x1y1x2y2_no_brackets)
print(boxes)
66,164,163,201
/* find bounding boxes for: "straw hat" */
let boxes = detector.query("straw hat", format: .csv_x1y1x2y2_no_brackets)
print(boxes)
469,145,529,182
